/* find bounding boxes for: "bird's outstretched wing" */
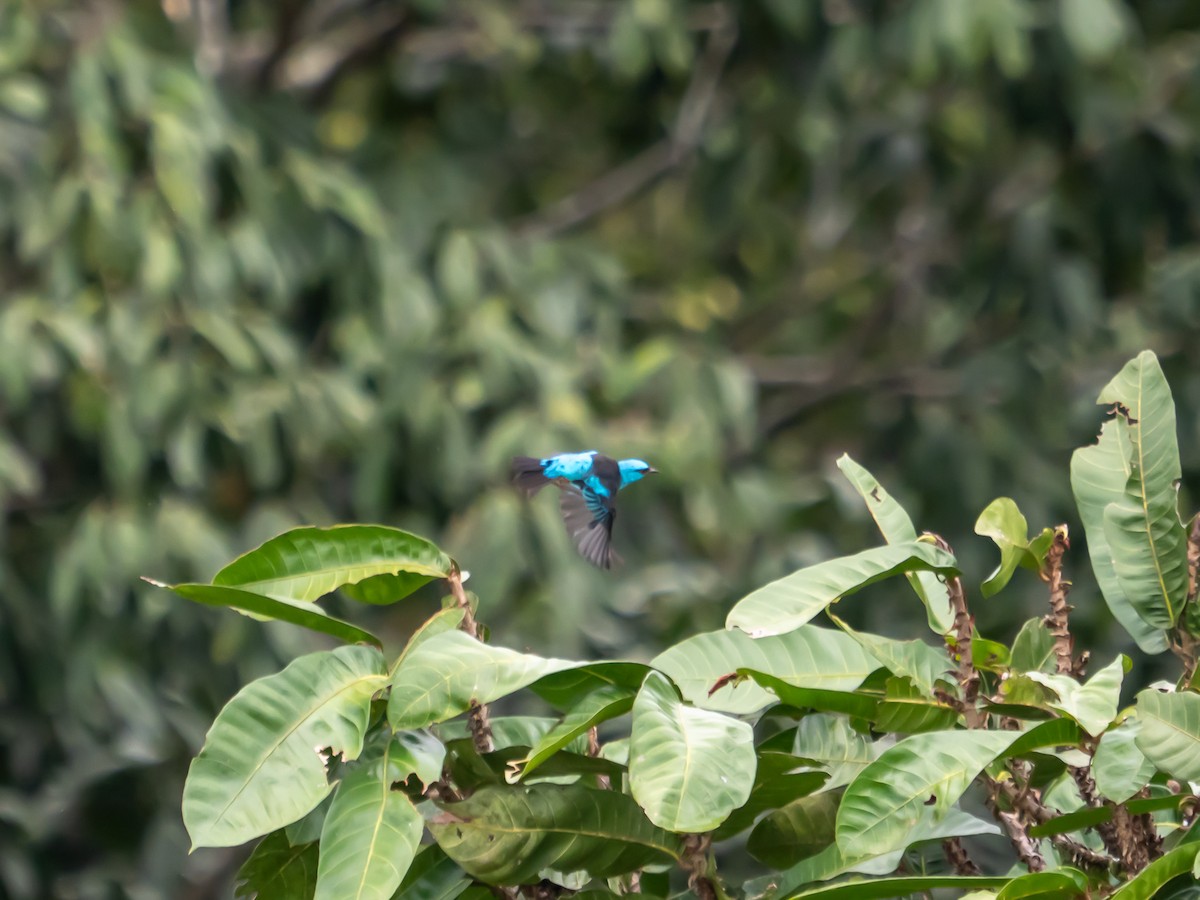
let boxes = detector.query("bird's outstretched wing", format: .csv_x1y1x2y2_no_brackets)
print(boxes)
559,485,619,569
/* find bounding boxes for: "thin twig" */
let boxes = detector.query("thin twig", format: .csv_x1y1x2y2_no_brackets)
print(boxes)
512,7,736,238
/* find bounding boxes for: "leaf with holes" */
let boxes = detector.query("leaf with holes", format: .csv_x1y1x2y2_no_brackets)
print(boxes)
184,645,387,848
315,737,426,900
726,541,959,637
1097,351,1188,631
428,784,681,885
1072,419,1169,653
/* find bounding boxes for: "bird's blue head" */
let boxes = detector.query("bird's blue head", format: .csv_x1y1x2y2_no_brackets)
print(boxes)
618,458,658,488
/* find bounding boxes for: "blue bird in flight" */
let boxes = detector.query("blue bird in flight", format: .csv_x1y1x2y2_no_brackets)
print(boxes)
511,451,657,569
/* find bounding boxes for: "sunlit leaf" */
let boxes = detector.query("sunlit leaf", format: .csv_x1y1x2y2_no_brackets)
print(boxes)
1023,655,1127,736
829,615,954,696
974,497,1052,598
1010,619,1057,674
213,525,453,604
184,645,387,848
514,685,634,782
628,672,755,832
1091,718,1154,803
836,454,953,633
726,542,959,637
388,631,575,730
1134,689,1200,782
651,625,878,715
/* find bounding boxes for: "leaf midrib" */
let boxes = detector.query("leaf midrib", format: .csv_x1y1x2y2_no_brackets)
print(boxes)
1129,366,1176,622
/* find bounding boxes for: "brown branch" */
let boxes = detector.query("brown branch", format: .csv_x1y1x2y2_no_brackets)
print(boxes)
930,535,983,728
1041,527,1077,676
512,7,736,239
447,564,493,754
1176,516,1200,685
682,834,717,900
941,838,981,875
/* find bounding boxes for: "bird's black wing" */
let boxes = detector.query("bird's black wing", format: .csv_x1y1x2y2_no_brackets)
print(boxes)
590,454,622,498
558,485,618,569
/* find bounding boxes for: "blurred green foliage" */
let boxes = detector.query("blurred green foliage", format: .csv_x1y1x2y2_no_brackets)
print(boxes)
5,0,1200,895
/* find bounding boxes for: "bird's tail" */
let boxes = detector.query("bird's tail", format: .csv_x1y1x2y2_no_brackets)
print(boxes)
511,456,550,496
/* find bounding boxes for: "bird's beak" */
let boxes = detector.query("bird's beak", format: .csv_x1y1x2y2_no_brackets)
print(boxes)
647,467,659,475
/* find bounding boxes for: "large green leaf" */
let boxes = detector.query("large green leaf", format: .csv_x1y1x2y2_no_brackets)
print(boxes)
791,713,891,790
747,790,840,868
513,685,634,782
213,524,453,604
835,726,1041,859
628,671,756,832
388,631,575,730
828,615,953,696
184,645,387,848
1023,655,1128,736
974,498,1053,598
995,870,1089,900
1091,718,1154,803
428,784,681,885
788,876,1011,900
836,455,953,633
744,671,881,720
1134,689,1200,781
872,677,959,733
315,737,425,900
744,808,1001,899
1071,420,1169,653
1109,842,1200,899
149,580,381,647
726,541,959,637
651,625,878,715
235,830,319,900
1096,351,1187,631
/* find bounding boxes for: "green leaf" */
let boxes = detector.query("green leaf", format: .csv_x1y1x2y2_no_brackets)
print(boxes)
791,713,889,789
748,791,840,868
530,662,653,710
1135,689,1200,782
828,615,953,696
148,580,381,646
1071,419,1170,653
727,541,960,637
836,454,953,633
213,524,453,604
1010,619,1057,674
514,685,634,782
388,631,575,731
651,625,878,715
394,846,470,900
974,498,1052,598
628,671,756,832
745,809,1001,899
784,874,1008,900
184,646,387,849
1110,842,1200,899
436,717,563,751
1024,655,1128,736
744,671,881,720
835,727,1033,859
873,677,960,733
1096,351,1188,630
713,751,829,840
315,737,425,900
235,831,319,899
428,784,681,885
1092,718,1155,803
393,608,467,673
1029,795,1179,838
995,869,1089,900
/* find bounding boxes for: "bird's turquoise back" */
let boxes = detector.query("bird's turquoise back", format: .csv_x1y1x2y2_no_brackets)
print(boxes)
541,451,597,482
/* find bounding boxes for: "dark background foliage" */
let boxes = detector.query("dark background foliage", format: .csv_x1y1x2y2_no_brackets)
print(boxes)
4,0,1200,895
